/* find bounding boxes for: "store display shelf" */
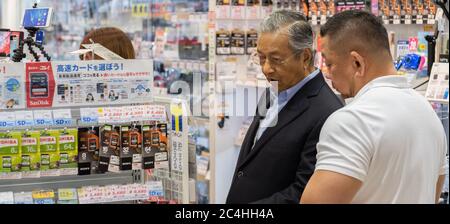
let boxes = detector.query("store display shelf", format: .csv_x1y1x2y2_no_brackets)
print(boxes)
0,171,134,193
154,57,209,63
428,99,449,104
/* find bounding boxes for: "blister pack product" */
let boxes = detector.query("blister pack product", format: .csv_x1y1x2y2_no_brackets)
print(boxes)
21,130,40,178
78,127,100,175
99,125,120,173
120,125,142,170
0,131,22,174
58,128,78,175
216,27,231,55
231,27,245,55
142,123,168,169
39,129,60,176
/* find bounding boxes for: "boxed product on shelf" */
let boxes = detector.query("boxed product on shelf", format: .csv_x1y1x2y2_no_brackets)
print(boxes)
216,29,231,55
20,130,41,178
39,129,60,177
99,125,121,173
246,25,258,55
120,125,143,170
78,127,100,175
231,27,246,55
58,128,78,175
0,131,22,177
142,123,169,169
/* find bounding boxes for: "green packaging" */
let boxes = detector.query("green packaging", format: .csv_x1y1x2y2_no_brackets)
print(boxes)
21,131,41,177
58,129,78,175
0,131,22,173
39,130,60,174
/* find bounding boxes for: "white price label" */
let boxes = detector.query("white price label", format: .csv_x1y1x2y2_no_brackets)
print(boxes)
52,109,72,126
133,154,142,163
393,19,401,24
145,105,166,121
14,192,33,204
100,107,114,123
231,6,245,20
122,106,132,122
155,152,168,161
33,110,53,126
110,155,120,165
320,15,327,24
108,107,123,123
246,6,260,20
0,192,14,204
15,111,34,127
0,112,16,128
80,108,99,124
147,181,164,197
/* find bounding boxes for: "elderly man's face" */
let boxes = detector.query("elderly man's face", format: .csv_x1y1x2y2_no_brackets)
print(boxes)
257,32,307,92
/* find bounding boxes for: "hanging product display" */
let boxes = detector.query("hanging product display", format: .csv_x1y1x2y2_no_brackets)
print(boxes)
231,27,245,55
77,127,100,175
58,128,78,176
20,130,40,178
0,131,22,179
99,124,121,173
39,129,60,177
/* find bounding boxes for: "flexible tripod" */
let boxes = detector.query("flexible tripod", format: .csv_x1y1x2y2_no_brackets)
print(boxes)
11,3,51,62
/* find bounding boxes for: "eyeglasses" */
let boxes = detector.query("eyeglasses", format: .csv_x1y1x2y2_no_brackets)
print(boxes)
253,51,301,68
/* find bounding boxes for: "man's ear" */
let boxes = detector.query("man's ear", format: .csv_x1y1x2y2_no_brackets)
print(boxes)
302,48,313,66
350,51,365,78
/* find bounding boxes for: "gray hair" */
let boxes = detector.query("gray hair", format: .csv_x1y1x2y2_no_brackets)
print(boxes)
259,9,315,63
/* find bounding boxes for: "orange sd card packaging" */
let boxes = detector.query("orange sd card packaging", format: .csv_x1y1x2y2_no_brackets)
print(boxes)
78,127,100,175
98,125,120,173
120,125,142,170
142,123,168,169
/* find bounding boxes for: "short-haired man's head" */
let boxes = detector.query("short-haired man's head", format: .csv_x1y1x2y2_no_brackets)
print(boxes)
260,9,314,61
320,10,390,57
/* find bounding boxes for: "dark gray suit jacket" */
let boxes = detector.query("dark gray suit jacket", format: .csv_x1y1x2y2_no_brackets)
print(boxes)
226,72,343,204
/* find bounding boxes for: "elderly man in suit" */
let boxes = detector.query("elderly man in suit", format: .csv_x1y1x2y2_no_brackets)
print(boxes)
226,9,343,204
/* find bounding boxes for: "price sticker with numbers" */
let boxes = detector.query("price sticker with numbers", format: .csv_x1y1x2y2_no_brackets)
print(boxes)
52,109,72,126
15,111,34,127
33,110,53,126
58,188,78,201
0,112,16,128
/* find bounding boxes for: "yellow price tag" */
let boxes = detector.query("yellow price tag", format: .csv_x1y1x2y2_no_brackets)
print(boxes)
32,190,55,199
58,189,76,200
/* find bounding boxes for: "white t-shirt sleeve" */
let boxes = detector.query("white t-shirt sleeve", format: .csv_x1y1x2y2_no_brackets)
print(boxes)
315,110,373,182
439,136,448,176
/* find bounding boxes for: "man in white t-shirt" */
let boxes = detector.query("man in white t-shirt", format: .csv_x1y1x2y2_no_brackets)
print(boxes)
300,10,448,204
